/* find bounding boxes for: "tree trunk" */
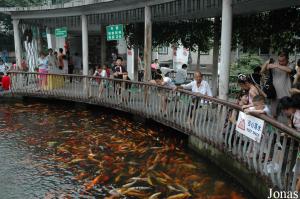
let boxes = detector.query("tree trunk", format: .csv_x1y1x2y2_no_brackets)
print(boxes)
196,49,201,70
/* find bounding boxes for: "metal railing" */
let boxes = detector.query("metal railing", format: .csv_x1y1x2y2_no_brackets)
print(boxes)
7,71,300,192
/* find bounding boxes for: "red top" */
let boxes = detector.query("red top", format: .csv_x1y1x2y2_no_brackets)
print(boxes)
2,75,10,90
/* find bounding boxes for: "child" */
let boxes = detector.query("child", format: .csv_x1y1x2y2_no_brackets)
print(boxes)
97,65,109,98
1,72,10,91
244,95,272,117
229,91,249,123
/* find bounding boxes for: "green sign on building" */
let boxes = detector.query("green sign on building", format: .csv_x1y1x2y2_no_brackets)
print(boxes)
55,27,67,38
106,24,124,41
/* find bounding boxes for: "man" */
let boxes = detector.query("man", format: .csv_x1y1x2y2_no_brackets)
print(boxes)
138,53,144,81
0,60,7,73
47,48,58,72
72,52,82,75
112,57,130,101
151,73,175,89
175,71,212,97
112,57,128,79
174,64,188,85
58,48,64,70
267,50,293,118
175,71,212,124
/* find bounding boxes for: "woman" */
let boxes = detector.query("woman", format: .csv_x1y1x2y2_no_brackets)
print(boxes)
237,74,266,110
278,96,300,130
37,52,49,88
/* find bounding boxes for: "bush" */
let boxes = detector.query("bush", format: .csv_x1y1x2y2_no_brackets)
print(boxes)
230,53,263,76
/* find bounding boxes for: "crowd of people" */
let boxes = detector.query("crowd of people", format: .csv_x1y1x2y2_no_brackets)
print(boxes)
231,50,300,133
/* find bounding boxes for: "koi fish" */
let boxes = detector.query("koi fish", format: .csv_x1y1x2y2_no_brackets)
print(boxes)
149,192,162,199
85,175,101,191
122,189,148,197
122,180,137,188
130,177,147,182
166,192,191,199
147,175,153,186
127,186,152,191
181,163,197,169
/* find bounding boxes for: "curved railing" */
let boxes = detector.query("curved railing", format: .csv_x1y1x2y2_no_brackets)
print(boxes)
6,71,300,193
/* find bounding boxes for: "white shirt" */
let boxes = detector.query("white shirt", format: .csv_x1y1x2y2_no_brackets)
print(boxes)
182,80,212,96
160,67,174,76
293,109,300,131
163,77,175,88
175,68,187,84
249,105,272,117
101,70,107,78
0,64,6,73
47,55,58,71
38,57,48,70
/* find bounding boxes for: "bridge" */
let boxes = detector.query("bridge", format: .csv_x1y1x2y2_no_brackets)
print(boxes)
5,71,300,198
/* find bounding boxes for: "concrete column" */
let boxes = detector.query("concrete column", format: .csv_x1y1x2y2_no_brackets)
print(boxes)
81,14,89,76
100,25,106,66
219,0,232,100
12,19,22,69
144,5,152,81
212,17,220,97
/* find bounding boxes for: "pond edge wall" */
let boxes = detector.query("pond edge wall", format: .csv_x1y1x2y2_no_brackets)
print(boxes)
188,135,271,199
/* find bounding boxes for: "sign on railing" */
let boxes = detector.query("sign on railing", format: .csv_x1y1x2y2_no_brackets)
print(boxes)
236,111,265,143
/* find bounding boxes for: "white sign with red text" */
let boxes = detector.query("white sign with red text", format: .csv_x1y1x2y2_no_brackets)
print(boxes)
236,111,265,143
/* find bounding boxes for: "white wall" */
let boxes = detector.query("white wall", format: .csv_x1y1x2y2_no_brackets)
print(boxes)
156,45,214,66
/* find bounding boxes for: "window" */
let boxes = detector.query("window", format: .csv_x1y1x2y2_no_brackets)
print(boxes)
200,51,209,55
158,46,168,55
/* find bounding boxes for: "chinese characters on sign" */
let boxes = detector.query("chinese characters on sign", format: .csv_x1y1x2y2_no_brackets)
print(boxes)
106,24,124,41
55,27,67,38
236,112,265,143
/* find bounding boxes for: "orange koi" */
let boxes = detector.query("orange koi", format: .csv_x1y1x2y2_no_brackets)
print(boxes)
85,175,101,191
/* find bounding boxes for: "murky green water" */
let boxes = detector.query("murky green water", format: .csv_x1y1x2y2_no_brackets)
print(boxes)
0,98,252,199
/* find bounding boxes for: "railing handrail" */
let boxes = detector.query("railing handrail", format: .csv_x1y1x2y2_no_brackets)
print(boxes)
8,71,300,141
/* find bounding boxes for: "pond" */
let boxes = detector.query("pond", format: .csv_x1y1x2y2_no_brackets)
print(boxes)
0,98,252,199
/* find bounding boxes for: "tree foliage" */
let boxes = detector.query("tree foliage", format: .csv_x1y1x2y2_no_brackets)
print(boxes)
230,54,262,76
232,7,300,53
125,19,214,54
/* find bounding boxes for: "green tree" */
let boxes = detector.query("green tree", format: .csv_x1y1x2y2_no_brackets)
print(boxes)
232,7,300,53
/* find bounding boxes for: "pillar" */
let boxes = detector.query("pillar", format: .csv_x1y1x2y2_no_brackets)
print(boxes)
212,17,220,97
46,27,56,50
100,25,106,66
144,5,152,81
82,14,89,76
12,19,22,69
219,0,232,100
134,47,139,81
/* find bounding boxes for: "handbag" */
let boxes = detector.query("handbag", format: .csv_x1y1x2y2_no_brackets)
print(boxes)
263,69,277,99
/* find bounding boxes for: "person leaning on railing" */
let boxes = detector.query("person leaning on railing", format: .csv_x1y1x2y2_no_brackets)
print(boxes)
237,74,266,110
174,71,212,97
278,95,300,191
174,71,212,123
